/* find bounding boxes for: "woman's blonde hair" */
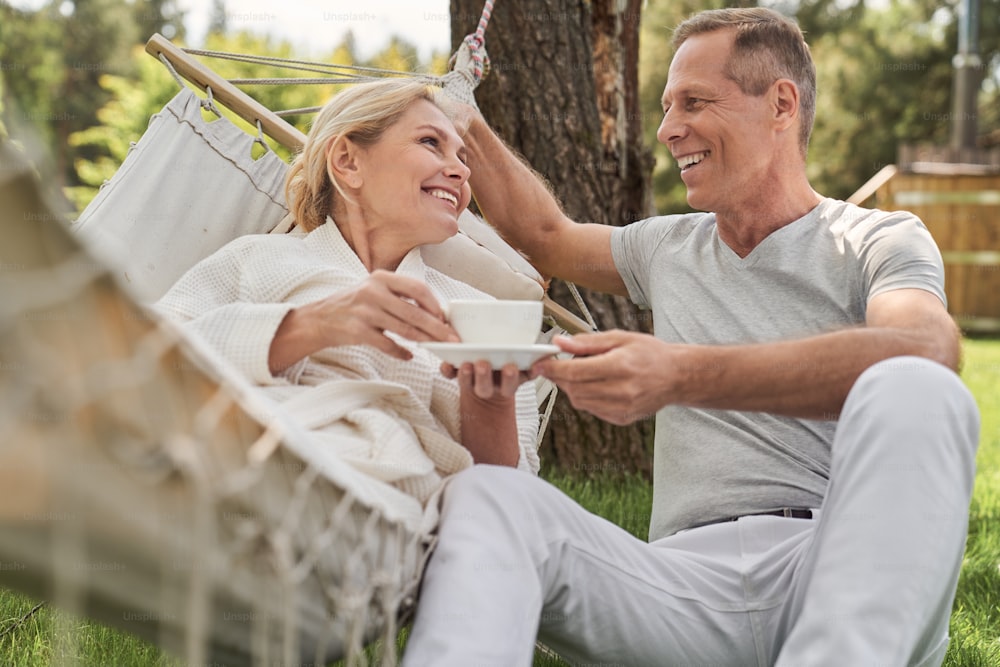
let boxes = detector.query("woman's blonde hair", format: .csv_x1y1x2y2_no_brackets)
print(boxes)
285,79,437,232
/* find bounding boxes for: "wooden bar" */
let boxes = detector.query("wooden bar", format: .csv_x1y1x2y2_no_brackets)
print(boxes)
847,164,897,206
874,170,1000,333
543,295,596,335
145,34,307,152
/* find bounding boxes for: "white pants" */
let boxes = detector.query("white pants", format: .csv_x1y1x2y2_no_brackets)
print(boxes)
404,357,980,666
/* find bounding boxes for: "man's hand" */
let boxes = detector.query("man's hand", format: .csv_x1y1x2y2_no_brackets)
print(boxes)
433,87,481,139
532,331,682,425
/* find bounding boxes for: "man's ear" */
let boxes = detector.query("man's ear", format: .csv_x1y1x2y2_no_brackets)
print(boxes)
771,79,800,132
326,136,363,189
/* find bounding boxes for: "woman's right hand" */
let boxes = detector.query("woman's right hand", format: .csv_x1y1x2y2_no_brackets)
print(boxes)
269,270,459,373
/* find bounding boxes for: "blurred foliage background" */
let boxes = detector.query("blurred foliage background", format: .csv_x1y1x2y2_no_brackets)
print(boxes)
1,0,998,216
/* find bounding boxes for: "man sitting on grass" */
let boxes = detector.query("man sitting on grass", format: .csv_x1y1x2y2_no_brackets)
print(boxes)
403,7,980,666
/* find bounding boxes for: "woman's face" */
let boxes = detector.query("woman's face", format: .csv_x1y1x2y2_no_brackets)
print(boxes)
351,99,472,249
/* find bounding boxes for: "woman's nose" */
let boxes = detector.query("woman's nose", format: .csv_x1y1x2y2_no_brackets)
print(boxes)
447,155,471,182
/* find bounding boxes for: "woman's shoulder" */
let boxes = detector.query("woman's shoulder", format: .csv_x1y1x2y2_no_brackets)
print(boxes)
213,228,321,267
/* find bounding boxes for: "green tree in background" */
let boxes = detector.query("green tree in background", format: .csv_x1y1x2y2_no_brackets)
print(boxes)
64,45,179,210
0,3,72,177
0,0,183,212
132,0,186,42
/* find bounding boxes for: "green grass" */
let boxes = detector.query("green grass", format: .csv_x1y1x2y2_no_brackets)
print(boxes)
0,589,178,666
2,340,999,665
945,338,1000,666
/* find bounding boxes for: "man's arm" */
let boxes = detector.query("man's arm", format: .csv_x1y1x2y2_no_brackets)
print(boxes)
535,288,960,424
462,114,628,296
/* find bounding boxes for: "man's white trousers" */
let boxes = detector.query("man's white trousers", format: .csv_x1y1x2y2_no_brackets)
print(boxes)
404,356,980,666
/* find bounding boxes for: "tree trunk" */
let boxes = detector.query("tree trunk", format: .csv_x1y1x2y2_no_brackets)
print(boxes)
450,0,656,477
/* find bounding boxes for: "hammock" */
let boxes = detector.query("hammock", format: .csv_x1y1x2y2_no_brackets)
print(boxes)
0,3,592,664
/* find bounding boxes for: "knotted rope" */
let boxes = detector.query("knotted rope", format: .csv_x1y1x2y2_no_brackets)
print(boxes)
463,0,494,82
441,0,495,109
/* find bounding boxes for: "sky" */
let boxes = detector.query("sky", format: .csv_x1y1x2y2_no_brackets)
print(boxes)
6,0,455,61
176,0,455,61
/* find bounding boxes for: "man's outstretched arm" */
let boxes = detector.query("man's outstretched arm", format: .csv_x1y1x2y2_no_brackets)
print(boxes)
535,288,960,424
461,113,629,297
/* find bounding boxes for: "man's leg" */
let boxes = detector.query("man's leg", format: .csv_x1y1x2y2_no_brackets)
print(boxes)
404,464,806,667
776,357,980,665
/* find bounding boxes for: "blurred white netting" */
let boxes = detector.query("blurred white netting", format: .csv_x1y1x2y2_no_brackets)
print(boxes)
1,139,430,666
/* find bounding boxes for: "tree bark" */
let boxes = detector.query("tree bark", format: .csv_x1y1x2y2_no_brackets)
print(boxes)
450,0,656,477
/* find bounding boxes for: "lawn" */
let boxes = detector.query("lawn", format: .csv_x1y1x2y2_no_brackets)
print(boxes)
1,339,998,666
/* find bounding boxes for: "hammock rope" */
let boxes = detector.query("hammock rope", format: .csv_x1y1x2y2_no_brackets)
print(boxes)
180,47,423,80
167,1,497,115
461,0,494,83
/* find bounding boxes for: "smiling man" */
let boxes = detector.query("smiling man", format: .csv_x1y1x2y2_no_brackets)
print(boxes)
404,8,980,666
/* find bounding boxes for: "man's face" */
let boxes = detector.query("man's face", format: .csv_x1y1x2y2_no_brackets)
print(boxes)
657,30,779,216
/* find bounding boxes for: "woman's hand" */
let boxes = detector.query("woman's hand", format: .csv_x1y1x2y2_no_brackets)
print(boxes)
269,270,459,373
442,360,534,467
441,360,531,399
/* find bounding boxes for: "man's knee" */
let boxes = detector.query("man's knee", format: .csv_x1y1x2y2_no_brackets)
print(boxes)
846,355,979,463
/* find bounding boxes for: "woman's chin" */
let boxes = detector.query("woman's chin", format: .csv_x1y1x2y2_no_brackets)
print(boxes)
440,218,461,240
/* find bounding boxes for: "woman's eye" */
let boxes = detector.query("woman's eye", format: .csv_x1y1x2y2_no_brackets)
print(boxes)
420,136,440,148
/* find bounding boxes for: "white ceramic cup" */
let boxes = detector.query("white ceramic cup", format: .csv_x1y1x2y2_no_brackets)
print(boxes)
446,299,542,345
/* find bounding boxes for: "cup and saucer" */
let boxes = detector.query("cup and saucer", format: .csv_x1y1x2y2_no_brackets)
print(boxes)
419,299,560,371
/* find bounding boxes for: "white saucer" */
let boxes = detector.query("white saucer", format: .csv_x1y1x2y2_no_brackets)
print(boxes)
419,343,560,370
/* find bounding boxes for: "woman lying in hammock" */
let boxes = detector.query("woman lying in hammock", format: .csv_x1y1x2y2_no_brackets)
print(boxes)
155,79,540,509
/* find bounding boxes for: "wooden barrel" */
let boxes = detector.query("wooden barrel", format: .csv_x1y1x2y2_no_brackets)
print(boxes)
875,168,1000,334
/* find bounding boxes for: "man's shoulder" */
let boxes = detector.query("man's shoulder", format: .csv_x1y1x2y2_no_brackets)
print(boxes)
623,211,715,239
819,197,922,233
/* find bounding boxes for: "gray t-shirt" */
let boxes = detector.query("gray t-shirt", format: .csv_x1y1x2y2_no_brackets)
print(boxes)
611,198,946,539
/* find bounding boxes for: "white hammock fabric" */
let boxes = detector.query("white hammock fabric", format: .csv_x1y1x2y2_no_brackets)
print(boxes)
0,143,426,665
75,88,292,302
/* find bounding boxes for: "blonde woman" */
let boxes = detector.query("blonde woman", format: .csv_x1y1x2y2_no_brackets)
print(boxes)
156,80,539,510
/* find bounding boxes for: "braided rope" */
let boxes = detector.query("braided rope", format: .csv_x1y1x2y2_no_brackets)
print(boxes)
462,0,494,82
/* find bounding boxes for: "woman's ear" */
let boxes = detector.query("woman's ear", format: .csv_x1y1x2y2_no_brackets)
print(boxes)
326,136,363,189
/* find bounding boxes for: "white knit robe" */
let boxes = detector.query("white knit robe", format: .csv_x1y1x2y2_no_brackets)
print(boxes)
155,219,540,522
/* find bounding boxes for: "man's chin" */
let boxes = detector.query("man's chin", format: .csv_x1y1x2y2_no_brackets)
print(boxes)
684,191,710,213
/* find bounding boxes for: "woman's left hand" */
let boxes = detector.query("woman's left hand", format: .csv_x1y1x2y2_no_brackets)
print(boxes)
447,360,532,467
441,360,532,400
